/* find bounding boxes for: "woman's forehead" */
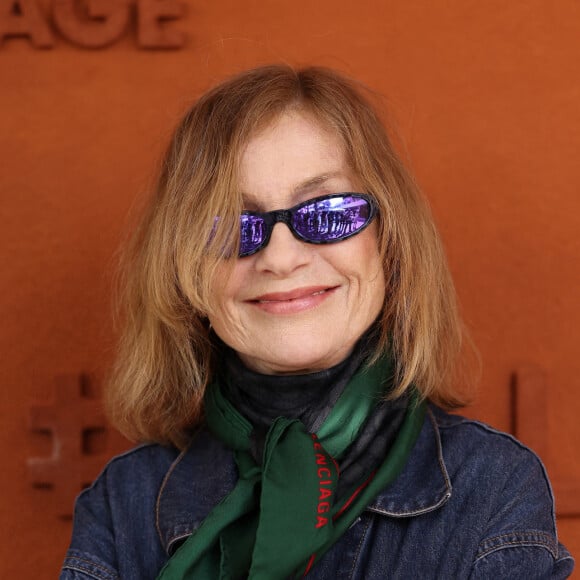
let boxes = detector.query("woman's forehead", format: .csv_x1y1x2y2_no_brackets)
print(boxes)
236,112,353,203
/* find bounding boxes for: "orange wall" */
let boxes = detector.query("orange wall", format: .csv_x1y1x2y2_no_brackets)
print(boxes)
1,1,579,577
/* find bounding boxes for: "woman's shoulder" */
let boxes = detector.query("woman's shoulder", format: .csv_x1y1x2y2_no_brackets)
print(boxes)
81,427,236,508
421,405,574,577
372,403,555,515
63,443,177,579
426,404,557,510
63,430,235,579
88,441,179,488
429,403,549,471
425,404,558,534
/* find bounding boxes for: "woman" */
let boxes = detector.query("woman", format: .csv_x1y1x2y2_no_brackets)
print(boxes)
61,65,574,579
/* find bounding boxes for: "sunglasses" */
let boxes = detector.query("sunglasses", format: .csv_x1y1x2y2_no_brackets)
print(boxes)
237,193,377,257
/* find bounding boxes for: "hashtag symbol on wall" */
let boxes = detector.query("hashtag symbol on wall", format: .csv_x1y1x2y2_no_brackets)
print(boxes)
27,374,128,517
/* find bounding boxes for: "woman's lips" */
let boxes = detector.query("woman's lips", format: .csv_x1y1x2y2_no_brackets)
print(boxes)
248,286,338,314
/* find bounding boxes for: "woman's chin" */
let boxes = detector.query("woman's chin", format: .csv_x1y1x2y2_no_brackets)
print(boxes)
240,342,351,375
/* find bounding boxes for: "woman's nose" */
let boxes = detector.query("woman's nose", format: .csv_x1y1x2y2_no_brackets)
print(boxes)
253,222,311,275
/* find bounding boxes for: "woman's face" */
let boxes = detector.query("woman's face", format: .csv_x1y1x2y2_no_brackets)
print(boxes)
207,110,386,374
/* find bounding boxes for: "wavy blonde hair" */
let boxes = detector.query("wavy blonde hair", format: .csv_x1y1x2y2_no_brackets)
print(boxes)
107,64,472,447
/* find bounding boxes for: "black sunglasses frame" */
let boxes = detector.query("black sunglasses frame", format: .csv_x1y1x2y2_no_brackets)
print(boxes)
238,192,378,257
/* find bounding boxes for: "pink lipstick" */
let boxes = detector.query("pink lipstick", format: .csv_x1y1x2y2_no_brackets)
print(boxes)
249,286,337,314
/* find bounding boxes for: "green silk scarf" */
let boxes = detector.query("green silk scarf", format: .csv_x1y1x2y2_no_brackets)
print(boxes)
157,357,426,579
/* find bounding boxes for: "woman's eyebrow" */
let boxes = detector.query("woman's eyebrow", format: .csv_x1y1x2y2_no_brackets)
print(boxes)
240,172,346,209
293,172,342,195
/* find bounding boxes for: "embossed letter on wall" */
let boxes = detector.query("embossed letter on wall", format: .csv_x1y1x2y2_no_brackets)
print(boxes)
0,0,185,49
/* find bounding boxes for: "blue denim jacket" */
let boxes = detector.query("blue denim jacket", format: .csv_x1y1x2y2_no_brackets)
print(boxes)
61,406,574,579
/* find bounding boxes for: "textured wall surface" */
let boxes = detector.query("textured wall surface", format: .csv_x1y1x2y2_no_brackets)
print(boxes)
1,1,579,577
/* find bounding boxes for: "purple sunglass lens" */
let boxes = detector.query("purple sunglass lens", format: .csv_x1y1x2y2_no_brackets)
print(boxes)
293,196,371,242
240,214,266,255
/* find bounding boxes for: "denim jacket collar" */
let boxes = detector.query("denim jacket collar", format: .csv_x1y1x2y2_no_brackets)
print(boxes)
155,406,452,556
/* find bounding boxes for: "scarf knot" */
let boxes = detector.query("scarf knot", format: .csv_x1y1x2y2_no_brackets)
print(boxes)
157,356,426,579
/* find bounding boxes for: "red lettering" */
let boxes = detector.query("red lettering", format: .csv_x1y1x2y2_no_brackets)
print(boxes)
312,434,337,529
317,502,330,514
316,515,328,528
0,0,54,47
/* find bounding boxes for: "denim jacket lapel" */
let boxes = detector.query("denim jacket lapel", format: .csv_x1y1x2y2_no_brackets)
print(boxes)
155,429,238,555
366,406,452,517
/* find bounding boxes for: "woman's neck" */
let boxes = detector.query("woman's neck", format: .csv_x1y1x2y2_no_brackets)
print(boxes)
220,329,376,433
